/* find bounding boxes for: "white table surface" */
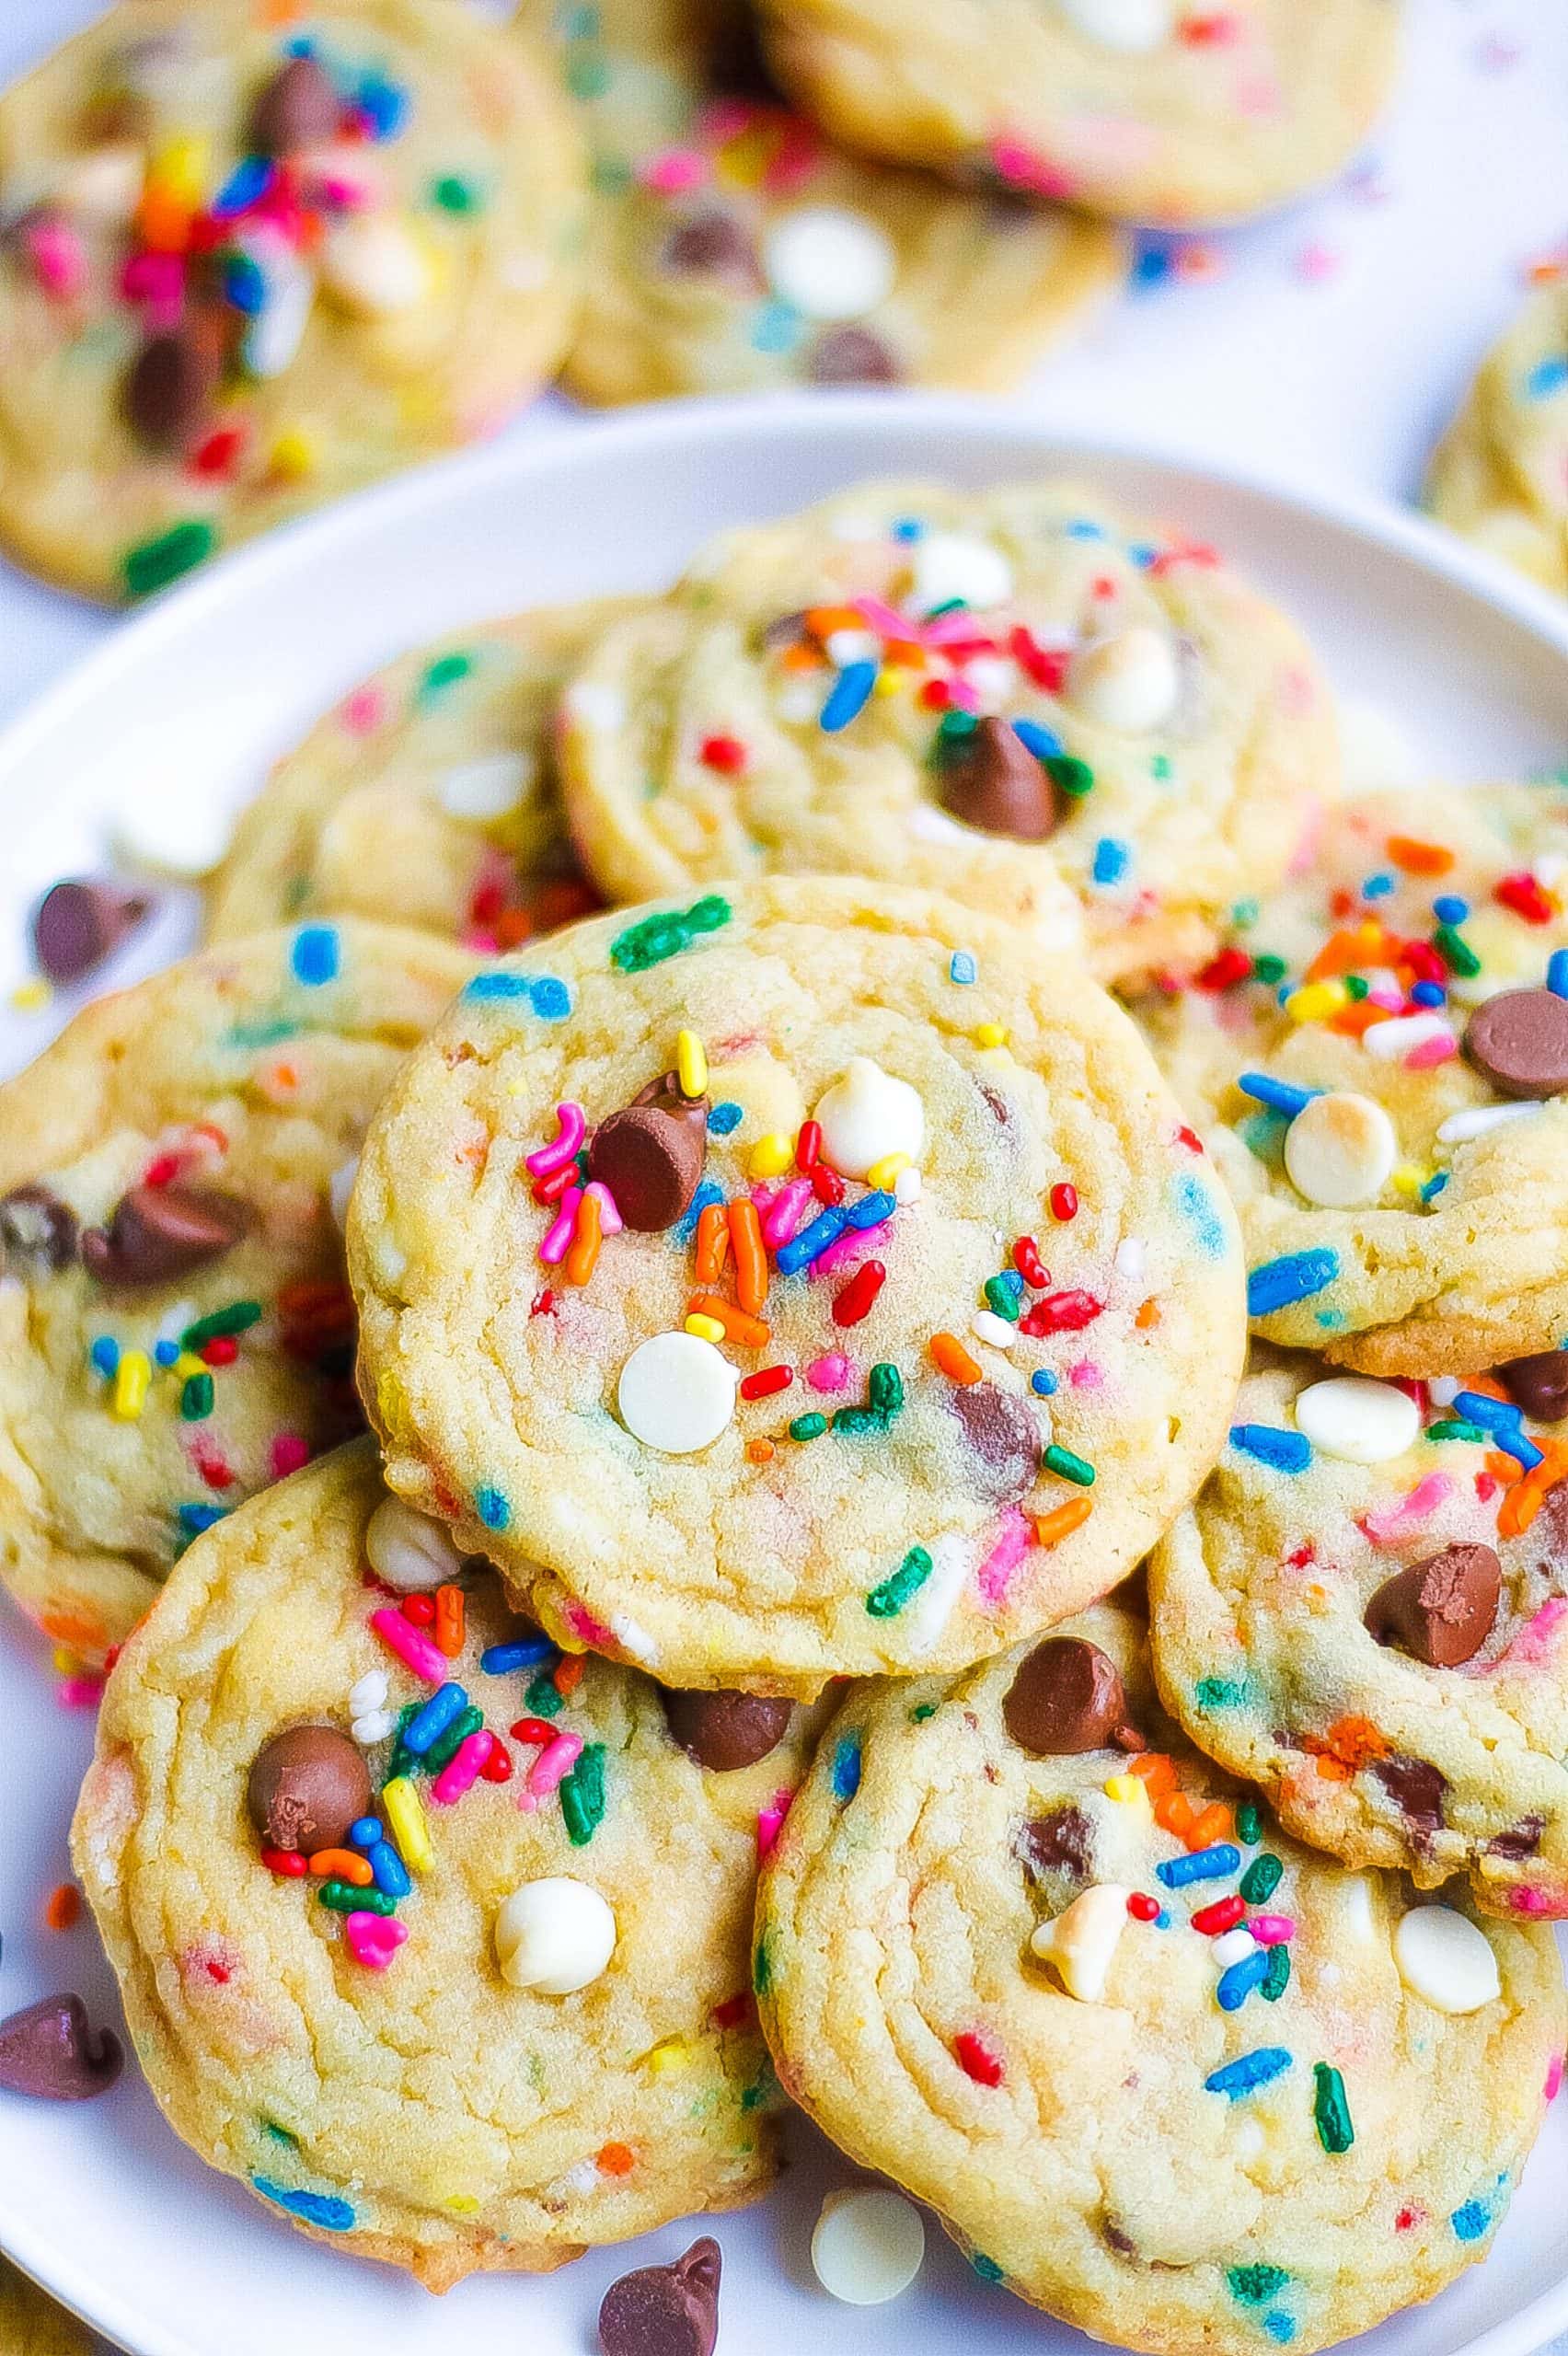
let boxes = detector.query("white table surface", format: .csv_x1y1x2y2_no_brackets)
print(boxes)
0,2,1564,2351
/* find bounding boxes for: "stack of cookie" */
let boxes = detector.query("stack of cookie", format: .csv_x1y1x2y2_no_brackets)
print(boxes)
0,470,1557,2354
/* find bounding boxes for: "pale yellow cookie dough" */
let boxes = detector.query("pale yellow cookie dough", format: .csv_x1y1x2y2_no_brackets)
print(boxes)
1427,283,1568,599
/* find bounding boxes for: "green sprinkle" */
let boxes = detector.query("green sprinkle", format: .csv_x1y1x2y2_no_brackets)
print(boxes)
910,1703,938,1722
832,1405,881,1434
317,1879,396,1916
181,1301,262,1349
559,1742,606,1845
934,709,981,754
753,1938,771,1995
1046,754,1095,798
740,2056,777,2111
1433,923,1481,978
611,895,732,973
1426,1418,1488,1444
179,1371,214,1421
971,2254,1005,2283
422,1704,483,1774
867,1362,904,1421
1312,2062,1354,2154
1262,1945,1292,2002
524,1669,566,1718
1228,2265,1289,2307
1343,974,1369,1001
1230,898,1259,930
123,519,215,599
430,172,481,213
225,1017,299,1049
420,652,473,700
1239,1853,1283,1905
260,2119,298,2147
565,47,612,97
1236,1800,1263,1845
1150,755,1172,782
1252,953,1288,985
867,1544,933,1618
1195,1676,1248,1709
1043,1442,1095,1487
983,1274,1023,1322
790,1411,828,1441
383,1701,421,1785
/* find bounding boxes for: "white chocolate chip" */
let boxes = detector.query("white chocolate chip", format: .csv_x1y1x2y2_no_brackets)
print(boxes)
1295,1375,1420,1466
58,141,144,221
894,1165,923,1206
812,1057,926,1180
1283,1091,1397,1207
564,680,628,733
1427,1375,1462,1409
909,532,1014,616
320,212,430,316
437,751,535,821
494,1877,617,1993
1056,0,1173,49
764,205,896,319
1030,1883,1131,2001
1066,626,1181,733
811,2188,926,2304
617,1331,737,1454
329,1156,359,1232
365,1496,463,1590
1393,1906,1500,2015
1437,1102,1544,1145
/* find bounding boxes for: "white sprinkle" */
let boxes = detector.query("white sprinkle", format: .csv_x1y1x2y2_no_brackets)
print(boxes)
352,1710,396,1745
1056,0,1173,51
972,1310,1017,1349
242,251,315,378
1436,1101,1543,1145
349,1669,389,1713
437,752,535,821
963,654,1017,710
824,627,880,669
812,2188,926,2305
1340,1877,1376,1944
1362,1012,1455,1061
609,1611,659,1664
1427,1375,1462,1409
1296,1375,1420,1465
563,680,628,733
899,1532,974,1654
894,1165,923,1206
764,205,896,319
1113,1236,1147,1289
1211,1927,1257,1969
155,1298,196,1350
1393,1906,1501,2015
910,532,1014,616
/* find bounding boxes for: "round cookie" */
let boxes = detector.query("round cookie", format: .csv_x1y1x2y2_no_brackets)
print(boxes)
1130,781,1568,1374
0,0,584,603
74,1440,809,2290
755,0,1402,227
0,2263,93,2356
1426,283,1568,599
556,477,1339,985
755,1600,1564,2356
519,0,1124,403
0,919,473,1665
207,604,639,945
348,876,1245,1697
1151,1350,1568,1919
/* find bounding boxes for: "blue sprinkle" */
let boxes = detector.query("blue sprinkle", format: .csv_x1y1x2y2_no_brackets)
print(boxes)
778,1204,849,1275
282,33,317,55
673,1179,723,1246
1548,949,1568,999
1248,1249,1339,1317
891,517,926,542
1172,1171,1229,1259
1238,1073,1319,1118
474,1485,510,1530
707,1102,743,1136
1012,717,1064,762
1131,240,1174,290
1452,1392,1543,1466
464,972,531,1000
222,253,267,315
1433,895,1470,925
1525,356,1568,400
1229,1424,1311,1474
831,1734,862,1800
1361,872,1395,900
1063,519,1107,540
254,2179,355,2233
367,1840,410,1900
349,1817,382,1850
89,1336,120,1379
1154,1909,1171,1928
845,1188,896,1230
1156,1843,1240,1889
1127,539,1160,566
528,976,571,1021
1410,979,1446,1007
1092,837,1131,887
950,950,977,986
290,924,340,987
480,1637,557,1675
1031,1369,1058,1397
1264,2314,1297,2344
1451,2200,1490,2243
1216,1946,1272,2011
212,156,275,217
403,1681,469,1756
356,74,410,141
1205,2048,1293,2098
750,298,801,353
1421,1172,1449,1203
177,1503,228,1535
820,660,878,733
154,1337,180,1369
989,1268,1025,1312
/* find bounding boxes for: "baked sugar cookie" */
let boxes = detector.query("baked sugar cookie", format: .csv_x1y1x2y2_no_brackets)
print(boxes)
0,0,584,601
0,920,472,1664
756,1600,1563,2356
349,877,1245,1697
755,0,1402,226
207,604,636,945
1427,283,1568,599
1130,781,1568,1374
557,478,1338,984
1151,1350,1568,1919
75,1440,807,2289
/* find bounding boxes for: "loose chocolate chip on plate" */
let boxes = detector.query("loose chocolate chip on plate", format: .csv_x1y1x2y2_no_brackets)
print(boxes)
600,2236,721,2356
1364,1543,1501,1668
124,323,224,454
249,53,340,154
939,717,1059,840
1017,1804,1093,1880
31,878,150,984
0,1184,78,1276
589,1072,709,1231
1494,1348,1568,1423
809,325,902,384
1464,987,1568,1099
947,1380,1043,1501
662,1688,793,1772
248,1724,370,1854
1004,1636,1129,1756
0,1995,122,2100
80,1184,250,1286
1370,1753,1447,1832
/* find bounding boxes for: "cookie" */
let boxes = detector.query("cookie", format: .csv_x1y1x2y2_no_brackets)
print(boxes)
0,2263,93,2356
207,604,638,946
519,0,1124,403
348,876,1245,1697
0,0,584,603
1426,283,1568,599
0,920,472,1665
556,478,1339,984
74,1439,808,2290
1130,781,1568,1374
755,1600,1564,2356
1150,1349,1568,1919
755,0,1402,227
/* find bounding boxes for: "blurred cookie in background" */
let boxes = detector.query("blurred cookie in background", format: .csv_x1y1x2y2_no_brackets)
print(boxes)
0,2262,93,2356
1427,282,1568,600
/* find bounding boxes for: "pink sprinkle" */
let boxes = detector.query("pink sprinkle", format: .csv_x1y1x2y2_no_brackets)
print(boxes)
56,1677,103,1711
640,146,707,193
340,684,385,735
565,1601,615,1648
698,97,756,144
761,119,819,197
988,133,1075,201
944,678,983,714
521,1729,583,1810
977,1509,1032,1607
1492,1597,1568,1669
805,1352,854,1392
1509,1885,1553,1917
757,1787,794,1858
1248,1913,1296,1944
1404,1034,1457,1070
525,1101,586,1179
271,1433,309,1480
853,595,914,641
1360,1473,1454,1544
762,1177,813,1251
1294,240,1341,284
1366,986,1403,1012
371,1606,448,1685
1545,2053,1564,2103
582,1178,622,1237
538,1184,582,1265
345,1911,408,1969
121,248,183,306
431,1728,494,1805
1067,1359,1104,1390
25,214,86,299
462,926,501,953
810,1218,888,1277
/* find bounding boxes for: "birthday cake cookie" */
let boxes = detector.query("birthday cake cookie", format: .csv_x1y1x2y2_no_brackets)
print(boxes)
1427,283,1568,599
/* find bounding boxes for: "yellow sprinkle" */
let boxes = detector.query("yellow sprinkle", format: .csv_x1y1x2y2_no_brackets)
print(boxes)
1104,1773,1150,1812
974,1022,1008,1049
1285,979,1347,1024
675,1028,708,1099
270,428,317,481
9,977,52,1011
442,2194,480,2217
748,1131,794,1180
381,1775,433,1875
866,1150,911,1192
872,667,905,698
1390,1163,1427,1198
685,1312,726,1345
150,134,208,202
173,1351,207,1380
646,2037,692,2077
52,1646,81,1677
112,1349,151,1421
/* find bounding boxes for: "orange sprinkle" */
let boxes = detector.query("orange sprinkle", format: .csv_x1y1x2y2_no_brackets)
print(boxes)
694,1202,730,1285
778,641,824,673
1482,1449,1522,1489
308,1848,372,1886
434,1584,465,1659
688,1292,771,1347
1187,1801,1234,1851
1134,1297,1160,1330
1301,1715,1389,1782
1032,1495,1092,1547
1128,1751,1178,1798
265,1061,299,1097
1386,834,1455,877
1498,1442,1568,1539
803,604,863,639
553,1652,586,1697
1305,922,1389,983
597,2142,635,2176
928,1331,982,1385
44,1884,80,1932
746,1438,776,1463
563,1188,602,1288
1328,1000,1389,1040
1155,1790,1198,1838
727,1197,769,1315
1464,1372,1512,1403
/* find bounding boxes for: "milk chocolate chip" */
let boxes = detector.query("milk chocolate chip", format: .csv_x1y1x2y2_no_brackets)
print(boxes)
31,878,149,983
1464,987,1568,1098
247,1724,370,1853
946,1380,1042,1500
1370,1753,1447,1831
1004,1636,1128,1756
663,1688,792,1772
589,1071,708,1230
1495,1348,1568,1424
1364,1544,1501,1668
125,323,224,454
0,1184,78,1276
80,1184,250,1286
662,209,760,283
938,718,1059,840
599,2238,721,2356
810,325,901,384
249,54,340,154
0,1995,122,2100
1018,1804,1093,1880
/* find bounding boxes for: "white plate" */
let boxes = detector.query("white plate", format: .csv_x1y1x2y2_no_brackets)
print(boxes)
1,394,1567,2356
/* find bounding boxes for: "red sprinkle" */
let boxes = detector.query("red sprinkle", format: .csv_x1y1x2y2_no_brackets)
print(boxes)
261,1847,309,1877
480,1741,514,1782
142,1152,180,1188
1013,1234,1048,1288
1191,1893,1246,1935
699,733,747,775
200,1336,239,1367
44,1884,80,1931
918,677,952,710
1195,944,1253,992
510,1717,557,1747
533,1161,577,1204
402,1594,437,1626
1126,1892,1161,1921
1049,1184,1078,1222
1495,871,1554,924
1009,624,1069,693
812,1164,845,1206
795,1121,822,1172
709,1991,754,2030
191,423,247,479
1020,1288,1102,1336
832,1260,885,1327
740,1365,793,1400
953,2030,1005,2087
1174,1125,1204,1153
1402,940,1445,986
529,1288,558,1319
